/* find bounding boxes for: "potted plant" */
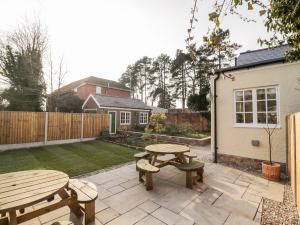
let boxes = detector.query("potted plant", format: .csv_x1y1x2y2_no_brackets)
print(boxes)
262,120,281,181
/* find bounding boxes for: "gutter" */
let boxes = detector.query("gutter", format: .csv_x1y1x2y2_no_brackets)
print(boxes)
213,73,220,163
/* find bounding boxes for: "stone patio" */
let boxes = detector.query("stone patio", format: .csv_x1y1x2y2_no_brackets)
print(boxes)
20,146,284,225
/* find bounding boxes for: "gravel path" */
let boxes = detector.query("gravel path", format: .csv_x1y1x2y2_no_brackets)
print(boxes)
262,185,300,225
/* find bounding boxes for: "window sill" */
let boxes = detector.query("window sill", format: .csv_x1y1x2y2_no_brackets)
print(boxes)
120,123,131,125
139,123,148,125
233,124,281,129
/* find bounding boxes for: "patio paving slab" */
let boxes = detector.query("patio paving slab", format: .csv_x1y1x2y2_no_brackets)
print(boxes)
17,145,286,225
135,215,166,225
106,208,147,225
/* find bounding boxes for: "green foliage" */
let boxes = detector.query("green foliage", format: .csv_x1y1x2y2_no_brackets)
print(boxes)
0,44,46,111
260,0,300,61
0,22,47,111
56,92,83,113
204,28,241,69
145,113,167,134
207,0,300,61
187,94,209,111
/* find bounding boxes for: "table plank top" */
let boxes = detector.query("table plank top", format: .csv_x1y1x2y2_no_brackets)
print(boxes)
145,144,190,154
0,170,69,213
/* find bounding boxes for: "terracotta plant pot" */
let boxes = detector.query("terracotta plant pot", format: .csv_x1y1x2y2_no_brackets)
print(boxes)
262,161,281,182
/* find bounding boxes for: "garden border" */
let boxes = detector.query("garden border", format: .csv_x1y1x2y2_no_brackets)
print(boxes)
125,131,211,146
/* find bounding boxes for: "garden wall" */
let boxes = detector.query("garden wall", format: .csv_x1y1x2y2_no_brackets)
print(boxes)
165,112,209,132
127,131,211,146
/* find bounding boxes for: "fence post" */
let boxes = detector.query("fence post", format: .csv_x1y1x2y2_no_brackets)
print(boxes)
81,113,84,140
44,112,48,144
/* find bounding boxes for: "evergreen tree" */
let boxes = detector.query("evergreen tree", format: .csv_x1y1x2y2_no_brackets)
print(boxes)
149,54,172,108
0,22,46,111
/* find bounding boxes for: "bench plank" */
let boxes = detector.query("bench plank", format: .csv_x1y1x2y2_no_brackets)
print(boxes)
134,152,150,158
137,159,160,173
68,179,98,203
177,161,204,171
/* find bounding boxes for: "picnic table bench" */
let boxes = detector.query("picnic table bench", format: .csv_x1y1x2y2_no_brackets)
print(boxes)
136,144,205,190
68,179,98,225
137,159,160,190
0,170,98,225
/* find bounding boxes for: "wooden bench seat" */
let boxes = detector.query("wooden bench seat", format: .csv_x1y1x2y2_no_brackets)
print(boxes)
183,152,197,163
137,159,160,190
51,221,74,225
68,179,98,225
134,152,150,170
177,160,204,189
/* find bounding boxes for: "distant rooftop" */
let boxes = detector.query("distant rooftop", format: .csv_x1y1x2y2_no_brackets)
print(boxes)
91,94,151,110
52,76,130,95
221,44,292,72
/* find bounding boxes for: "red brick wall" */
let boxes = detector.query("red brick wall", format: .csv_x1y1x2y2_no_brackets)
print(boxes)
76,84,96,100
165,113,209,131
75,84,130,100
83,97,98,109
101,87,131,98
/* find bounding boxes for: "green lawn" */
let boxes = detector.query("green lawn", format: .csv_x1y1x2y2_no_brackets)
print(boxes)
0,140,137,177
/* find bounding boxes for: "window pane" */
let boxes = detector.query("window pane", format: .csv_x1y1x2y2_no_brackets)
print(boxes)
257,89,265,100
236,102,244,112
236,113,244,123
244,90,252,100
245,113,253,123
257,101,266,112
235,91,243,101
267,100,277,112
267,88,276,99
267,113,277,124
257,113,266,124
245,102,253,112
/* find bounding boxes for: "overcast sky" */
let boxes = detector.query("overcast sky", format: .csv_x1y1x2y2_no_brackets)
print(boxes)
1,0,270,87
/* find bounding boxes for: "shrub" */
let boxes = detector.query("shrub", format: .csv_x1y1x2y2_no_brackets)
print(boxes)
145,113,167,134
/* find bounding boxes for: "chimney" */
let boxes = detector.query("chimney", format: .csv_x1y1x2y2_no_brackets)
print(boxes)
234,57,237,66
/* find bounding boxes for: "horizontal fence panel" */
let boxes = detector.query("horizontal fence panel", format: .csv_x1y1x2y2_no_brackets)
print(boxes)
0,112,45,145
0,111,109,145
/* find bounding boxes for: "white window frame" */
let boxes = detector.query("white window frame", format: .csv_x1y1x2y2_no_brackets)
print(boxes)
233,86,280,128
96,86,101,94
139,112,149,124
120,111,131,125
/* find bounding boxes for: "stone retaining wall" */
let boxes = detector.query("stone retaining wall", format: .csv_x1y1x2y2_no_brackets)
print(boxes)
126,131,211,146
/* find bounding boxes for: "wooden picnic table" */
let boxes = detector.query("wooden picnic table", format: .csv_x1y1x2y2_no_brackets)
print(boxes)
145,144,190,168
0,170,83,225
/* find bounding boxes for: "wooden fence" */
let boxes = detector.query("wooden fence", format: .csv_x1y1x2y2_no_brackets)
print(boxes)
288,112,300,213
0,112,109,145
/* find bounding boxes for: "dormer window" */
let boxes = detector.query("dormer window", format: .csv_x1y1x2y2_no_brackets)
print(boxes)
74,88,78,92
96,86,101,94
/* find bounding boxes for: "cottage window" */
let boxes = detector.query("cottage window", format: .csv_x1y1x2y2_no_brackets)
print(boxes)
120,112,131,125
139,112,148,124
234,86,279,128
96,86,101,94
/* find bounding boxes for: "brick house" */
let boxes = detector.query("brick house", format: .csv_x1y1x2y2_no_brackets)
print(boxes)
50,76,151,134
82,94,151,134
52,76,131,100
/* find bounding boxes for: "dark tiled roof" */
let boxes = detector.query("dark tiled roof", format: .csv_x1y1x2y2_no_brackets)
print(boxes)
221,44,292,72
92,94,151,110
52,76,130,95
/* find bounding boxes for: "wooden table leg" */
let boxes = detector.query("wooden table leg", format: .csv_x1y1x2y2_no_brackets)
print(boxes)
58,189,83,218
145,172,153,190
151,154,158,165
8,211,17,225
85,201,95,225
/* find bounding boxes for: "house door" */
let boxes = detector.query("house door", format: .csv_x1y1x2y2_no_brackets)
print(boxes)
108,112,116,134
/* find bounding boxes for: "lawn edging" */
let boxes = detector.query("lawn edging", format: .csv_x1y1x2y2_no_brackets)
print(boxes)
0,138,97,152
126,131,211,146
